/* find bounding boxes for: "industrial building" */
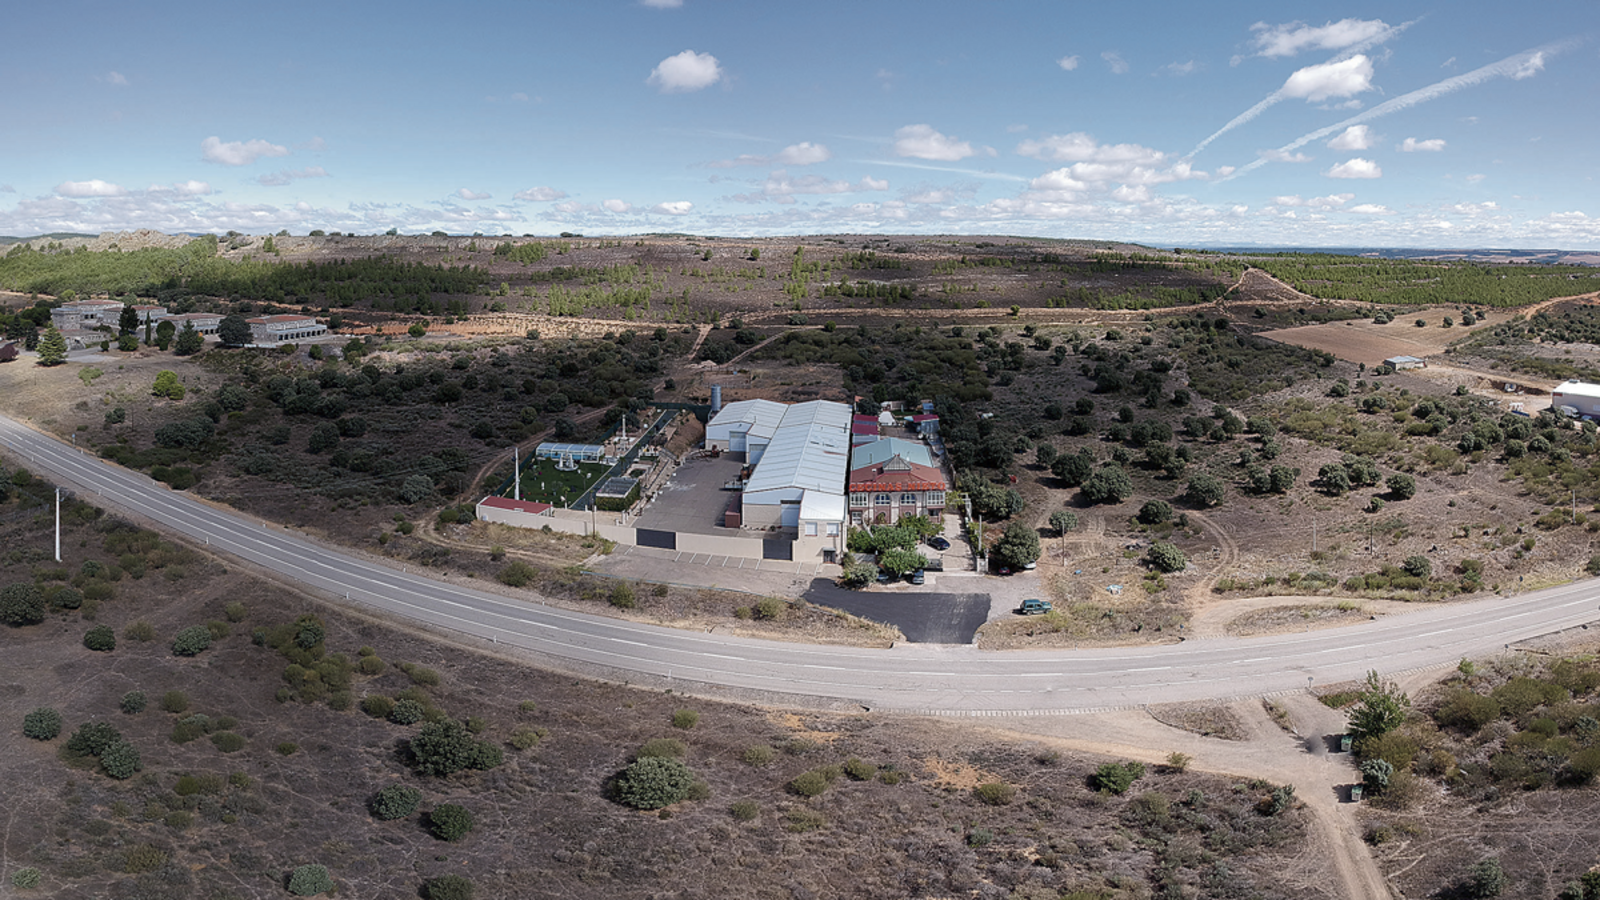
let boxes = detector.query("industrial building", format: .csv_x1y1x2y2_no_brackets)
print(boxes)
706,398,851,560
1551,381,1600,417
246,314,327,343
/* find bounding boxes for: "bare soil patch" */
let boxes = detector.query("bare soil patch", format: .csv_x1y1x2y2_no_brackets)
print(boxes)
1261,309,1505,366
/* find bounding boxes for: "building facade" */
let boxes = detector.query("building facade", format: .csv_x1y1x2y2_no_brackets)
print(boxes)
246,315,327,343
846,437,948,526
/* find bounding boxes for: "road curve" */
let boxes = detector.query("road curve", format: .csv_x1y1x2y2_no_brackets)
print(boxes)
2,413,1596,715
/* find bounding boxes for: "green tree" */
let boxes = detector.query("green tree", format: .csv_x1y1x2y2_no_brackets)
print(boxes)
1401,555,1432,579
992,521,1041,569
0,583,45,627
409,719,503,776
99,739,141,779
1080,466,1133,505
1268,464,1297,494
151,370,185,400
1146,542,1187,573
428,804,474,841
424,874,475,900
35,327,67,366
1184,474,1225,507
1092,760,1145,794
171,625,213,656
22,707,62,740
1387,473,1416,500
173,320,204,355
1137,499,1172,525
83,625,116,652
1318,463,1351,496
1465,857,1507,898
1048,510,1077,536
287,864,335,896
408,322,428,338
1050,450,1094,486
878,547,927,577
218,315,252,347
118,305,139,335
1348,670,1411,742
614,756,697,810
154,318,176,348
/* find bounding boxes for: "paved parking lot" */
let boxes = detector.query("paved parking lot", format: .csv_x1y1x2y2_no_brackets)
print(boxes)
802,579,992,644
633,452,747,535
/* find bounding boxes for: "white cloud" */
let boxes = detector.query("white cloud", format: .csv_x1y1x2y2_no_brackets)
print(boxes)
258,166,329,186
894,124,976,161
1326,158,1382,179
457,188,491,201
776,142,831,166
735,172,890,205
1163,61,1197,77
1056,55,1080,71
1016,132,1165,166
641,0,682,6
1101,51,1129,74
1400,137,1446,152
56,180,126,197
602,199,632,213
1513,51,1545,80
1273,193,1353,208
1281,55,1374,102
1250,19,1391,57
1349,204,1390,214
201,136,290,166
1111,184,1152,203
651,201,693,215
648,50,722,93
1030,169,1088,195
510,92,530,102
513,186,567,202
164,181,213,196
1328,124,1374,151
1466,173,1487,184
105,71,129,87
1259,149,1312,163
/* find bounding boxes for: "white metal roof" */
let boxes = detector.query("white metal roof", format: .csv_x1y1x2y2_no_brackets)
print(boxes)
1553,381,1600,398
799,489,845,522
743,400,851,497
707,398,787,442
851,437,933,470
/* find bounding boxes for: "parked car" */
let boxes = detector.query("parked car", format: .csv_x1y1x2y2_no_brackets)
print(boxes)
1021,561,1037,570
994,565,1012,576
926,536,950,551
1018,598,1053,615
876,569,894,584
909,569,925,585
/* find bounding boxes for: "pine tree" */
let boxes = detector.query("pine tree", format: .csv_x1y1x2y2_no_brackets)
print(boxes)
35,327,67,366
173,321,204,356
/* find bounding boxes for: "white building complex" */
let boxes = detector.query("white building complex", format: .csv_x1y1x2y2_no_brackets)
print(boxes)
707,398,851,560
1551,381,1600,417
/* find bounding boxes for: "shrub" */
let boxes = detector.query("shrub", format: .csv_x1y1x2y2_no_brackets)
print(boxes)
287,863,335,896
785,807,826,832
638,738,686,759
1137,500,1173,525
83,625,116,652
357,654,386,676
753,597,785,620
171,625,213,656
497,561,535,587
424,874,475,900
1465,857,1507,899
1092,761,1146,794
361,695,395,719
224,601,247,622
370,785,423,820
276,741,299,756
100,739,141,779
210,732,245,753
125,620,156,642
508,726,547,750
120,691,147,714
843,757,878,780
123,844,168,873
160,690,189,713
402,663,440,686
410,719,503,776
389,698,426,725
22,707,63,740
615,757,698,809
294,615,325,649
671,709,699,730
1146,542,1187,573
729,799,759,822
206,620,229,639
974,781,1017,805
429,804,474,841
788,769,831,797
609,582,636,609
0,582,45,627
10,867,41,889
967,827,993,847
1165,751,1192,773
742,745,776,766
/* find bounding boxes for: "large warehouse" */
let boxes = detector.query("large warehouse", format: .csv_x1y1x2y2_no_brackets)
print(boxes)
706,398,851,560
1551,381,1600,417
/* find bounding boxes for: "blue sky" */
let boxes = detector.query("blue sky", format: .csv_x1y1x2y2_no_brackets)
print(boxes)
2,1,1596,247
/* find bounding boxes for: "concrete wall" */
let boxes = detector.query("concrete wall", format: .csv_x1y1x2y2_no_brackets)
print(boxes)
677,532,767,558
477,502,553,530
493,505,818,561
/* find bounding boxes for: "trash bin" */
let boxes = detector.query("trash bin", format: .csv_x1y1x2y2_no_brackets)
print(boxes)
1339,734,1353,753
1349,785,1363,802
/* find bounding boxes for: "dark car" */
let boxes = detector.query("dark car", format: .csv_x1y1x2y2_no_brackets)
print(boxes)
926,536,950,551
994,565,1011,576
876,569,894,584
1018,598,1053,615
909,569,925,585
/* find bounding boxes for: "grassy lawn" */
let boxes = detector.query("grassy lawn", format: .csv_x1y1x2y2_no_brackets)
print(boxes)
513,458,610,506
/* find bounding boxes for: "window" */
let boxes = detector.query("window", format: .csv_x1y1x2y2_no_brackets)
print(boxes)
874,493,891,505
900,493,917,506
826,522,839,536
926,491,945,507
804,522,818,536
849,493,868,507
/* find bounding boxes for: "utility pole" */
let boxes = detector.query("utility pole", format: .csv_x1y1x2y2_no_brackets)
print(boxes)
54,487,61,562
513,446,520,501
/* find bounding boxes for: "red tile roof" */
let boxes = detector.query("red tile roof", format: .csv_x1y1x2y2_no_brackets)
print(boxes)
479,496,552,515
847,458,948,493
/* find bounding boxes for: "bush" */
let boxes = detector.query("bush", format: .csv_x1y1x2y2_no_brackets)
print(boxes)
125,620,156,642
120,691,147,714
671,709,699,730
1401,555,1432,579
83,625,116,652
410,719,503,776
508,726,546,750
742,745,776,766
171,625,213,656
497,561,535,587
160,690,189,713
974,782,1017,805
0,582,45,627
287,863,334,896
22,707,62,740
294,615,325,649
210,732,246,753
99,739,141,778
616,757,698,809
1092,761,1145,794
224,601,248,622
389,698,426,725
10,867,41,889
967,827,993,848
1465,857,1507,898
424,874,475,900
753,597,785,619
843,757,878,780
361,695,395,718
1137,500,1173,525
1146,542,1187,573
370,785,423,820
730,799,759,822
429,804,474,841
789,769,831,797
638,738,686,759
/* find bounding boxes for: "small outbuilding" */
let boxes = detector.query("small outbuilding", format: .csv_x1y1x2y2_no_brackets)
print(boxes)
1384,355,1426,371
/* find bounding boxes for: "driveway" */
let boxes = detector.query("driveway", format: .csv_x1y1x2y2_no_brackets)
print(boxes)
801,579,992,644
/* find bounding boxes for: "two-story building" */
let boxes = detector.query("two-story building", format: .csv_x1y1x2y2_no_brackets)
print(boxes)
246,315,327,343
847,437,948,526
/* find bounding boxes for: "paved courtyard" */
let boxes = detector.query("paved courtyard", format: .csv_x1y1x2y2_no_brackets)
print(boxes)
633,452,748,535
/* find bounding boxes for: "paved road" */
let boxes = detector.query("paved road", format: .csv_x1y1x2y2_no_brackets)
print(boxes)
801,579,991,644
3,412,1598,715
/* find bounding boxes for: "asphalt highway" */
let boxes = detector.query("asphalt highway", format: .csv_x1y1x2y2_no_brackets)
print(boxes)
4,412,1597,716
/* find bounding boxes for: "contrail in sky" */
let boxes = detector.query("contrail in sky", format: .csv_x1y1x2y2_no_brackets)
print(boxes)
1184,19,1419,162
1218,36,1588,182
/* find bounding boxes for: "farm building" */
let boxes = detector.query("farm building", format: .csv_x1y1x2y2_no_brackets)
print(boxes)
848,437,947,526
704,399,787,462
735,399,851,558
246,314,327,343
49,300,123,331
158,312,223,335
476,496,554,528
534,442,606,464
1551,381,1600,417
1385,355,1426,370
